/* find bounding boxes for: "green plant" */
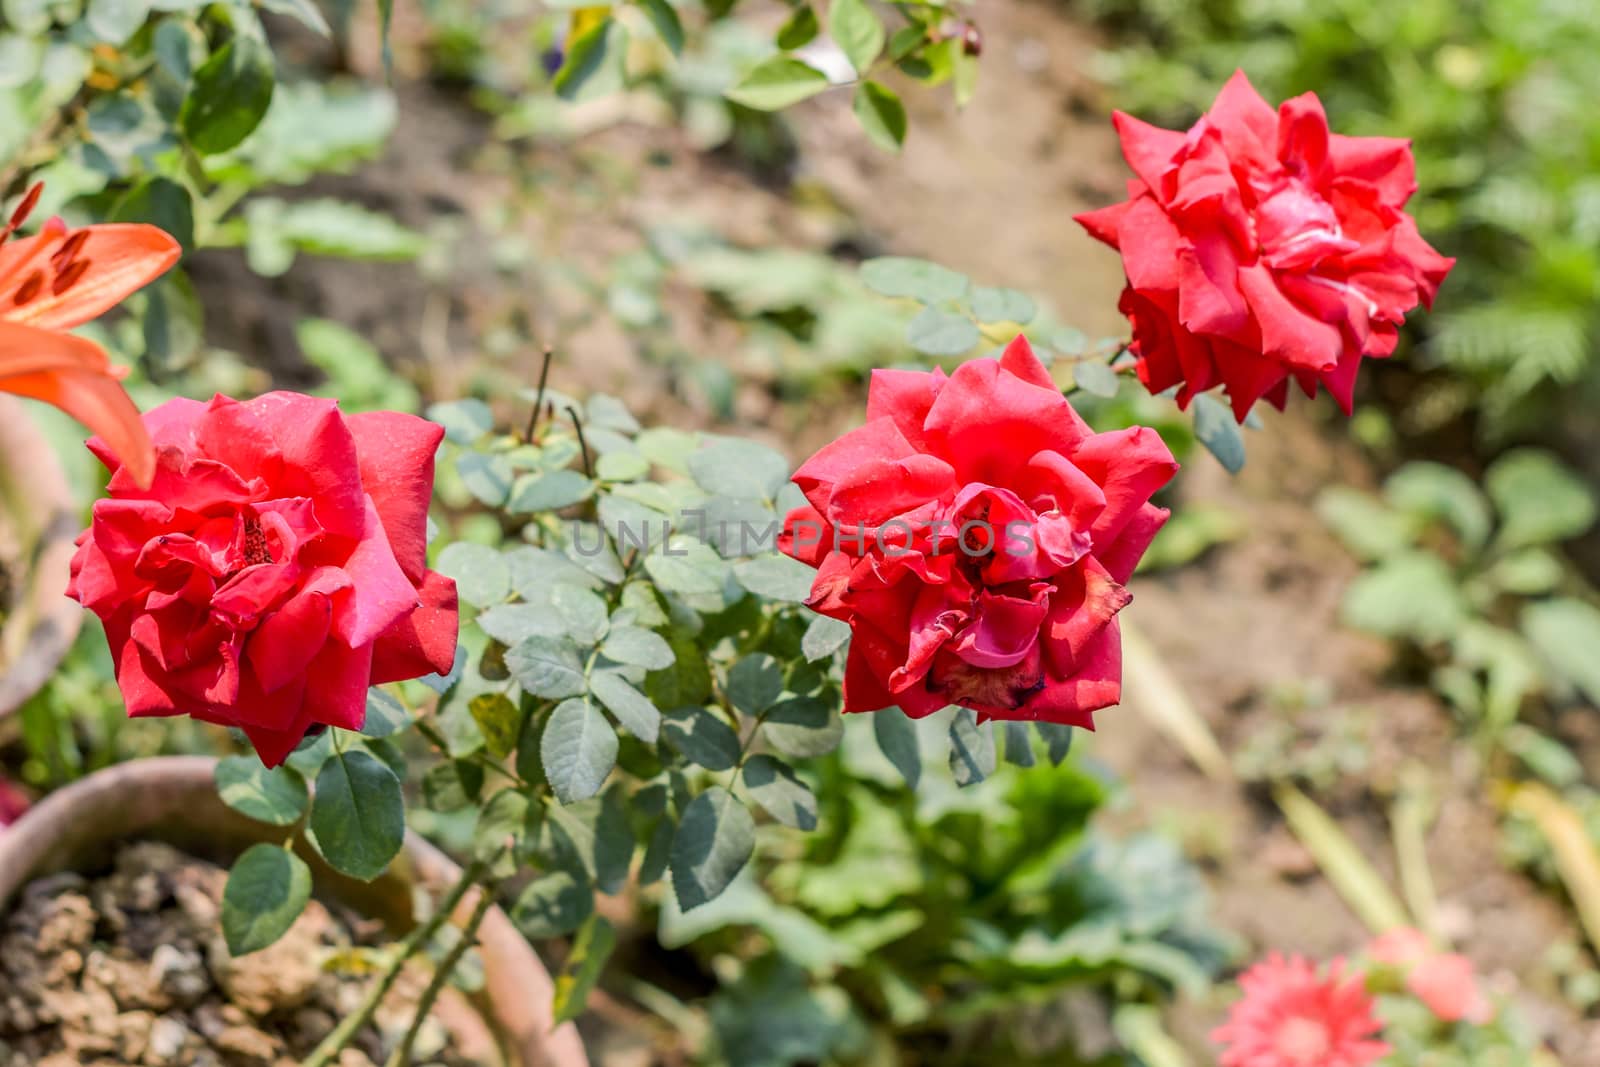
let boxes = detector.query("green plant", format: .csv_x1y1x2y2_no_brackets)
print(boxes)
1319,452,1600,769
656,715,1233,1065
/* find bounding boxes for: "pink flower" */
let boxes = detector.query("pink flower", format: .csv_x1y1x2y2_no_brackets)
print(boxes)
1213,954,1389,1067
0,776,28,828
67,393,460,767
777,336,1176,726
1076,70,1454,420
1369,927,1491,1025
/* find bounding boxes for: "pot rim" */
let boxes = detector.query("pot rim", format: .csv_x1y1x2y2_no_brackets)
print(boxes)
0,755,590,1067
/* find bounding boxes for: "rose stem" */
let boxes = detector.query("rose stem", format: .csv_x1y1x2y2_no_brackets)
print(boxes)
302,857,490,1067
384,885,497,1067
566,404,593,477
525,345,554,442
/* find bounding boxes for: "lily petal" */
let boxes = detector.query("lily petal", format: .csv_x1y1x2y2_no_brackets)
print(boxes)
0,320,154,487
1,223,180,332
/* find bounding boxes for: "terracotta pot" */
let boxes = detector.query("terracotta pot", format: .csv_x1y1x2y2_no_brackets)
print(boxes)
0,756,590,1067
0,396,83,720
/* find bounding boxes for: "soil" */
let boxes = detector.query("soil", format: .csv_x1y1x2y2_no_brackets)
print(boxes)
0,842,475,1067
114,0,1600,1061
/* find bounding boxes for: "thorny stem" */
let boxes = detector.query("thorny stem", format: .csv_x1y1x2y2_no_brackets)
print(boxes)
413,717,528,790
302,858,490,1067
386,887,497,1067
525,346,554,442
566,404,593,477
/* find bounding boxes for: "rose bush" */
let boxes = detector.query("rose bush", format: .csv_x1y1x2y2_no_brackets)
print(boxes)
67,392,459,766
778,335,1176,726
1076,70,1454,420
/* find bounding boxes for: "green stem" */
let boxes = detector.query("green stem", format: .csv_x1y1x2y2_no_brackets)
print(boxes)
385,886,497,1067
303,858,489,1067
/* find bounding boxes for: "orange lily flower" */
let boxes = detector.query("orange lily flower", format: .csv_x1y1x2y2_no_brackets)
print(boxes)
0,183,181,488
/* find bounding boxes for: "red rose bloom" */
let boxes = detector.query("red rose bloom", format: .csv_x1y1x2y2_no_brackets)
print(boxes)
1076,70,1454,420
778,336,1176,726
1213,954,1389,1067
67,393,460,767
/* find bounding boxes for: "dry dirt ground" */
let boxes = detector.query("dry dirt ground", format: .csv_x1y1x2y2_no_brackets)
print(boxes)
188,0,1596,1059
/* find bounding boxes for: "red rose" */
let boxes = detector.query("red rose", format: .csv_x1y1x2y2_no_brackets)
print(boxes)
778,336,1176,727
67,393,460,767
1076,70,1454,420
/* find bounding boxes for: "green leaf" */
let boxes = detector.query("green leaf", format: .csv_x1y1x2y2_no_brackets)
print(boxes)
1316,488,1417,562
181,37,275,155
775,4,818,49
828,0,884,72
727,654,784,715
600,626,674,669
801,614,850,661
542,699,618,804
456,453,513,509
1341,551,1466,642
742,755,818,830
1522,598,1600,706
552,584,610,646
509,469,594,513
258,0,331,34
507,637,587,699
661,706,742,770
511,869,593,938
590,671,662,743
1002,721,1035,767
726,56,830,111
732,555,814,601
1037,722,1075,765
852,80,906,151
474,789,528,862
762,696,843,758
139,273,203,375
538,791,633,894
310,751,405,881
428,399,494,445
644,636,714,708
948,708,995,787
478,604,565,646
222,845,311,956
552,915,616,1024
215,756,307,827
1384,461,1492,551
112,177,194,251
421,760,484,812
906,306,980,357
872,707,920,789
1486,449,1597,548
636,0,683,53
437,542,511,607
86,0,152,45
670,786,756,911
970,287,1036,325
469,693,524,759
1072,360,1120,398
256,198,428,262
553,16,615,100
860,256,969,303
688,439,790,500
1192,393,1245,474
361,689,410,739
596,449,649,482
